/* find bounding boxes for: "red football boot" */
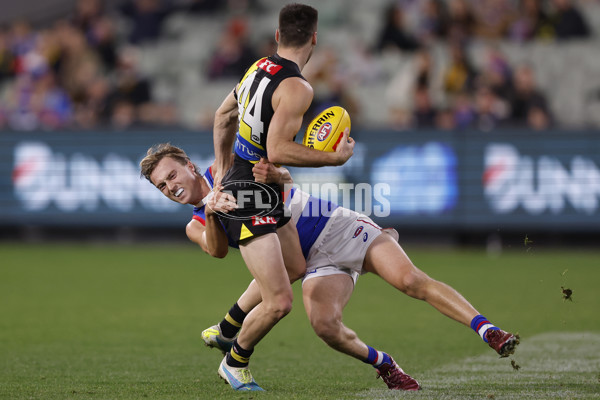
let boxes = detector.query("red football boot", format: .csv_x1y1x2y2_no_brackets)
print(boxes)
376,358,421,391
486,329,520,357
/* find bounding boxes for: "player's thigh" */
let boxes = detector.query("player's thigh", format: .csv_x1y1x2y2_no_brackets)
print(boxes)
277,219,306,281
302,274,354,326
363,232,428,289
239,233,291,300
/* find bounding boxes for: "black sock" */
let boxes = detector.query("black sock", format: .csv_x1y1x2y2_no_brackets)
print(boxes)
227,339,253,368
219,302,247,339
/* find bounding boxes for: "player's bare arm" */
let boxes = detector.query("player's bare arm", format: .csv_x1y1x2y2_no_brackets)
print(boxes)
213,89,239,185
186,187,237,258
186,219,226,257
266,78,354,167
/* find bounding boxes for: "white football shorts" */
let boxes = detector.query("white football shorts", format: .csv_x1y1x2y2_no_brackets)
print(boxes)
302,207,382,286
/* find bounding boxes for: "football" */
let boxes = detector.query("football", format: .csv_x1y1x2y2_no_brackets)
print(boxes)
303,106,351,152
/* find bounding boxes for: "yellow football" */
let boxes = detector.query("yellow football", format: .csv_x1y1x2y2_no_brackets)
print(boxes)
303,106,351,152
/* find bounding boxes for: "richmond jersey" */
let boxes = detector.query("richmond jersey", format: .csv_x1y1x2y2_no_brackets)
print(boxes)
233,54,305,163
192,166,336,256
218,54,305,243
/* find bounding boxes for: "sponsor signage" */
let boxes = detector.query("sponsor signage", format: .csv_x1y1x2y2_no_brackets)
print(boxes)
1,130,599,231
13,141,175,213
1,130,215,226
371,141,458,215
257,58,282,75
484,143,600,215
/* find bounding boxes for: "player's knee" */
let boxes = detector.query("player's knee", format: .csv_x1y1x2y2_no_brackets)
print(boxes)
400,269,429,299
265,295,293,320
311,316,342,345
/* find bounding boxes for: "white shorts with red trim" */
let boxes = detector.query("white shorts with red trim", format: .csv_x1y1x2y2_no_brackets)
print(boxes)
302,207,382,286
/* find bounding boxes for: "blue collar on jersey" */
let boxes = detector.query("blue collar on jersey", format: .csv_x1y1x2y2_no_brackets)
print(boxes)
195,166,215,207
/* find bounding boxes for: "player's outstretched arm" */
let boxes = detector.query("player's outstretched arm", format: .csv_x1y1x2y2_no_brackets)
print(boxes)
267,78,354,167
213,89,238,185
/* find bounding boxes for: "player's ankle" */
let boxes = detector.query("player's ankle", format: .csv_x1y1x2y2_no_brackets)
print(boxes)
470,315,499,342
227,339,253,368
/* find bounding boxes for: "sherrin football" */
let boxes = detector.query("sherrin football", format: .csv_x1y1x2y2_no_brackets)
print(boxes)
303,106,351,152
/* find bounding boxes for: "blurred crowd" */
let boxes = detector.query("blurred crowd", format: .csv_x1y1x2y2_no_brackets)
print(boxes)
317,0,594,132
380,42,554,132
0,0,596,131
0,0,190,131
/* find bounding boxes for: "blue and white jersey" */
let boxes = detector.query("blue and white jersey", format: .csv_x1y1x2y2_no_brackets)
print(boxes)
285,187,339,259
191,165,215,226
191,166,338,258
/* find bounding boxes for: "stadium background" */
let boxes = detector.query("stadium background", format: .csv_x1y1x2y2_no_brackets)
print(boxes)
1,0,600,247
2,2,600,399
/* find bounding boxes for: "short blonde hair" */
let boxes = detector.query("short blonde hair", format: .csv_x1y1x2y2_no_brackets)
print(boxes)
140,143,199,181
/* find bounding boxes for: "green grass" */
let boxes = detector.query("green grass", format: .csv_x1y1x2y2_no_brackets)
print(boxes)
1,243,599,399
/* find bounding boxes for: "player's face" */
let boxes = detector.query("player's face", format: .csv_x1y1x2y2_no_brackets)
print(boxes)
150,157,200,205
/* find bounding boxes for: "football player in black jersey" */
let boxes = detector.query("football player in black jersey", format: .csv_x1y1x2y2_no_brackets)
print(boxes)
211,3,354,391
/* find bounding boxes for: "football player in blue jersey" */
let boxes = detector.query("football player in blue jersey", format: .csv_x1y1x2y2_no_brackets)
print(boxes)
140,143,519,392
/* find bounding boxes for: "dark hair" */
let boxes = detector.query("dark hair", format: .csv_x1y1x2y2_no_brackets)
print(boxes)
140,143,199,181
278,3,318,48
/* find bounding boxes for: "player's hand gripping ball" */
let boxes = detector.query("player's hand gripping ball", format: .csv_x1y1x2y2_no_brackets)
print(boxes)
303,106,351,152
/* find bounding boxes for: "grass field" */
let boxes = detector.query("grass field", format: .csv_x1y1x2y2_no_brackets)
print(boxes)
1,242,599,399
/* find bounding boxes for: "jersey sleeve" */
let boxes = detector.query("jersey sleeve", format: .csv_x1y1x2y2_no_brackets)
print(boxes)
192,206,206,225
191,205,239,249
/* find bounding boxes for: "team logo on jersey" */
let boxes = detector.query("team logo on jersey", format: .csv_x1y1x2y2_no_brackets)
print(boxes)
257,58,282,75
352,226,364,238
317,123,332,142
252,216,277,226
